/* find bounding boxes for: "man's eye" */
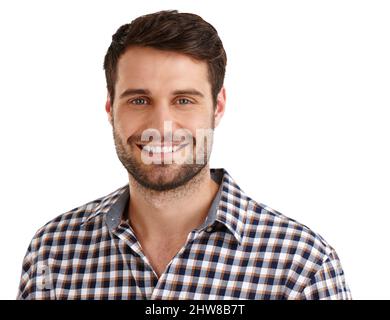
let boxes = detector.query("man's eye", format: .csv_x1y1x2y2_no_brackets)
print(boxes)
130,98,148,105
177,98,192,105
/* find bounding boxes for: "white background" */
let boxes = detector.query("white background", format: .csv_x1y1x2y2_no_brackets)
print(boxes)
0,0,389,300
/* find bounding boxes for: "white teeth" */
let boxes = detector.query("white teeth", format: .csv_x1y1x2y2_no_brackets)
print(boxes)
142,145,182,153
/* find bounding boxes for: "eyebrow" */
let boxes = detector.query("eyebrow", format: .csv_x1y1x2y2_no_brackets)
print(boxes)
119,88,205,99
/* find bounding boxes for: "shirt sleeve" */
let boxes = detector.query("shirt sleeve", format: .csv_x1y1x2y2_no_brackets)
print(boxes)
302,249,352,300
16,245,34,300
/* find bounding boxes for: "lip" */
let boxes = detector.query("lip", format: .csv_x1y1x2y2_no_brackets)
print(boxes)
136,143,189,152
136,142,183,147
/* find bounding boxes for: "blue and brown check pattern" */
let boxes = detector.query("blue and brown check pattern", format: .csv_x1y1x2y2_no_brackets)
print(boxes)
17,168,351,299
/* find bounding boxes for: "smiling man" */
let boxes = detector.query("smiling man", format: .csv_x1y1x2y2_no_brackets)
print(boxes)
17,10,352,300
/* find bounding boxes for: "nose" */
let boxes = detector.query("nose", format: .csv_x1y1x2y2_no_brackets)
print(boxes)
147,103,178,140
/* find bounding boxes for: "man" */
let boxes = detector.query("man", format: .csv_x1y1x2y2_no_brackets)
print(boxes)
17,10,351,300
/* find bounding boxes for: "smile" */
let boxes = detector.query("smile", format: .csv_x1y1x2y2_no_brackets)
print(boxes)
136,143,189,153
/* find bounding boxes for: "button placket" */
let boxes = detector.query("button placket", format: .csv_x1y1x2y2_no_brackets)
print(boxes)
150,230,199,299
206,226,214,233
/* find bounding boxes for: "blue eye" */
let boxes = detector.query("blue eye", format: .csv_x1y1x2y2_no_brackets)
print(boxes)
130,98,148,105
177,98,192,105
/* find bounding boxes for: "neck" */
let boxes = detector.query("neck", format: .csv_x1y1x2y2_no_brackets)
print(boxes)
127,166,219,240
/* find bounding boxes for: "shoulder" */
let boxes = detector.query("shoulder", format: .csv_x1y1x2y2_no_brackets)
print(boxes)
242,198,351,298
245,197,337,263
28,185,127,252
17,185,128,299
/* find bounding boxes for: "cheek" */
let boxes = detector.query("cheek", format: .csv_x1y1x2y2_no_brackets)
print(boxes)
113,117,136,141
114,108,139,135
183,109,214,126
185,116,213,134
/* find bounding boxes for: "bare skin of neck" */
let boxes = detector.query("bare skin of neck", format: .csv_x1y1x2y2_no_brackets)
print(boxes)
127,165,219,278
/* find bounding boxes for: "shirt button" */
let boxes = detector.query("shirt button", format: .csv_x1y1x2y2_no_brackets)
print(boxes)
206,226,213,233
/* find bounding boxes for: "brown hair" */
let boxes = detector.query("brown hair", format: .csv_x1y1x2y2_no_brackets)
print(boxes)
103,10,227,108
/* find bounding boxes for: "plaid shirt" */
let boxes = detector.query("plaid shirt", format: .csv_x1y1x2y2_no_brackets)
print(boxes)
17,168,351,300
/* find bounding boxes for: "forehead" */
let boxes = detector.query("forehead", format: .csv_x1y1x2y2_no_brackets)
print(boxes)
115,46,210,95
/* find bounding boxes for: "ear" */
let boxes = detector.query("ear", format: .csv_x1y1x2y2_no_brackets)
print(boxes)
105,92,113,126
213,86,226,128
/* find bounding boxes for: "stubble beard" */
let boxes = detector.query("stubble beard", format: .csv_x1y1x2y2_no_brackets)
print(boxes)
112,122,214,196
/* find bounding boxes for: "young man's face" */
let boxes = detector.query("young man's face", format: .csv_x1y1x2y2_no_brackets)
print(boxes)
106,46,225,191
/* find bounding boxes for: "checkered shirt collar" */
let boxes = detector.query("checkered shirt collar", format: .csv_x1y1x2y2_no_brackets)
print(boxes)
81,168,250,244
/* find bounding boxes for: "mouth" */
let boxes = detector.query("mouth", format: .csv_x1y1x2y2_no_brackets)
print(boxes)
135,143,189,154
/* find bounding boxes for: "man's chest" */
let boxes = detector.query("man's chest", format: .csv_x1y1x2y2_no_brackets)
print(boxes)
38,231,290,300
140,237,188,278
